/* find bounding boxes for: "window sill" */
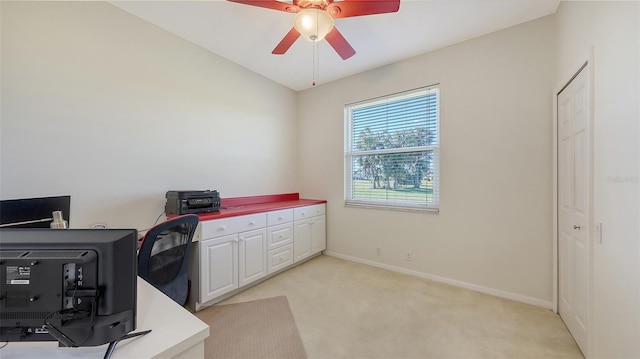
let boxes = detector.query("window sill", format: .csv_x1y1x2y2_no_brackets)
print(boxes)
344,201,439,213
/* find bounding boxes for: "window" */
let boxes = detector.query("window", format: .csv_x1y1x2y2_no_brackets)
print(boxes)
344,85,439,212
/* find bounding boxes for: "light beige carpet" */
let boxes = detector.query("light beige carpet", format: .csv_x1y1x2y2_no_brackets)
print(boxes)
195,296,307,359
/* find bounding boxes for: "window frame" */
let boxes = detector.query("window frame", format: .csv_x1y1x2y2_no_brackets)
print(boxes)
344,85,440,212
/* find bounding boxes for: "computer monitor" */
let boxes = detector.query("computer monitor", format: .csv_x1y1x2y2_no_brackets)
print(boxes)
0,195,71,228
0,228,137,347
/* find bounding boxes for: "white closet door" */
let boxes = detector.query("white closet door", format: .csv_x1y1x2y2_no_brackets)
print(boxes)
557,64,590,356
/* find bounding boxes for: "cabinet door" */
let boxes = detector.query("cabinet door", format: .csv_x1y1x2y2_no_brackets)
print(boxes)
200,234,238,303
238,228,267,287
293,219,312,263
311,215,326,253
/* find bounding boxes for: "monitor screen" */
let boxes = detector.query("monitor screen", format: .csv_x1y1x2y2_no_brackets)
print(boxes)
0,228,137,347
0,196,71,228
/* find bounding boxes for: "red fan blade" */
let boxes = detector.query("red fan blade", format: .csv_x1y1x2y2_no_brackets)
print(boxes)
326,0,400,19
325,27,356,60
227,0,300,13
272,28,301,55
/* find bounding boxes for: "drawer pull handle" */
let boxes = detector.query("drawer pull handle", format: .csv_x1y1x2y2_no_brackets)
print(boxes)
218,226,227,231
278,216,284,220
278,234,284,239
249,221,255,226
301,212,305,216
280,256,285,261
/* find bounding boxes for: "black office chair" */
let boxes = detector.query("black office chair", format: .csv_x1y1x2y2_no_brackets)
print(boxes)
137,214,199,306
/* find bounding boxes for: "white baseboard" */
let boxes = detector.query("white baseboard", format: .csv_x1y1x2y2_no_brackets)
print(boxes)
323,251,553,310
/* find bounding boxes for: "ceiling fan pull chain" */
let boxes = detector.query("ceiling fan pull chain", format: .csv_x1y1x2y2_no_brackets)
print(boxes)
312,42,317,87
315,11,319,86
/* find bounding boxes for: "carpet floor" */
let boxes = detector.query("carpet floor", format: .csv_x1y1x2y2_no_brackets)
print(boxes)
216,255,584,359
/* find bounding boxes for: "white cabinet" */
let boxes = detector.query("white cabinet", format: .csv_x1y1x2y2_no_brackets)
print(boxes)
200,234,238,303
268,244,293,273
196,213,266,306
293,204,325,221
311,215,326,253
293,204,326,263
267,209,294,226
201,213,266,239
293,219,312,263
238,228,267,287
267,223,293,250
266,210,294,274
190,203,325,310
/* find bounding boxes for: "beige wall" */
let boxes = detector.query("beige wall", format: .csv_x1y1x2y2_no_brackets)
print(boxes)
0,2,298,229
297,15,556,305
556,2,640,357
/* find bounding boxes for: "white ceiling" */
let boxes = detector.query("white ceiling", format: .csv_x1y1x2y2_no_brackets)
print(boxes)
110,0,560,91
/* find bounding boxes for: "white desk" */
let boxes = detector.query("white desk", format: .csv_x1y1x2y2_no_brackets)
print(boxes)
1,277,210,359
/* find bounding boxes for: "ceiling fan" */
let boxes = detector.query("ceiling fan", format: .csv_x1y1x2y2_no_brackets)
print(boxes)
227,0,401,60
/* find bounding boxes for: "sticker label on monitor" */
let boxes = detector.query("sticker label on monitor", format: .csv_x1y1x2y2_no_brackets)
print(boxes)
6,265,31,284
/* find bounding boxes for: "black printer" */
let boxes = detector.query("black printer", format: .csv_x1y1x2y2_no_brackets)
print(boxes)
165,190,221,215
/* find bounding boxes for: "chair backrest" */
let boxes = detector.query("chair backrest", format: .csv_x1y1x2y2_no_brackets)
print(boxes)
137,214,199,306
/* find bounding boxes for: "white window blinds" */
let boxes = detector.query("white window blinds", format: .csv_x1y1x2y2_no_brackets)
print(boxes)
344,86,440,212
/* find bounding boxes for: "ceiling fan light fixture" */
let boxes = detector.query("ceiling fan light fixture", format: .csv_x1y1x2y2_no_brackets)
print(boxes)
293,9,334,42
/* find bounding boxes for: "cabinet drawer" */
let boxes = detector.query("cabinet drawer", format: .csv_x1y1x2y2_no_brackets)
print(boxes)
267,223,293,250
201,213,267,239
294,204,325,220
267,244,293,274
267,209,293,226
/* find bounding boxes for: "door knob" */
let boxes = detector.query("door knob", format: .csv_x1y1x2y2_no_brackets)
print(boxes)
573,225,581,230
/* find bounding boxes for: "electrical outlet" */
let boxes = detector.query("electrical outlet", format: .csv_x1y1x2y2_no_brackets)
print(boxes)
376,248,382,256
406,252,413,261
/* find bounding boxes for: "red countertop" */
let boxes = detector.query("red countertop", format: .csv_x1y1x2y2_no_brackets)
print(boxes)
195,193,326,221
